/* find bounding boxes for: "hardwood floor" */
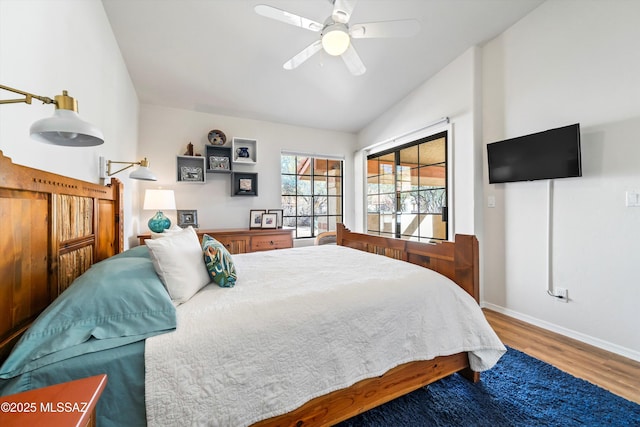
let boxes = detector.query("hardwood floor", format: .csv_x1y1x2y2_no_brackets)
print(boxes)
483,309,640,405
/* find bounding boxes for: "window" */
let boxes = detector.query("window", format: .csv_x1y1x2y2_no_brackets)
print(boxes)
281,153,343,239
366,131,448,241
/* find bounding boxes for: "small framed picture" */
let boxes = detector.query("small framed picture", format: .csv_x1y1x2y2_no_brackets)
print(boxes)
177,210,198,228
232,172,258,196
209,156,230,171
261,213,277,229
267,209,283,228
250,209,266,229
180,166,203,182
239,178,252,192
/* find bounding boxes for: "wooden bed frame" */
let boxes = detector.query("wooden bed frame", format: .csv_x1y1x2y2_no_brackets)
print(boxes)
0,151,123,363
0,151,481,426
254,224,480,426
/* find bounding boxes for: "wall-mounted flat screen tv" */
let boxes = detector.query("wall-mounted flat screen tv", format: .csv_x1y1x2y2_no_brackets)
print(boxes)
487,123,582,184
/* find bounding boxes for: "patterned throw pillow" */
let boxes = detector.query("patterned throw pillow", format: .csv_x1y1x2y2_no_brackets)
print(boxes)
202,234,237,287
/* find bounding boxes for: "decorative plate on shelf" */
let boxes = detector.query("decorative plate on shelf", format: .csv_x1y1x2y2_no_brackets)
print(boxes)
208,129,226,146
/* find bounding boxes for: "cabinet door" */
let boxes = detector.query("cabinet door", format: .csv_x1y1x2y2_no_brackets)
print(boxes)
213,235,250,254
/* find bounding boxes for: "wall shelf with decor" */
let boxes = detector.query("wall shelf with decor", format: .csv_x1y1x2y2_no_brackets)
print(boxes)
205,145,232,174
232,137,257,165
231,172,258,196
177,155,206,183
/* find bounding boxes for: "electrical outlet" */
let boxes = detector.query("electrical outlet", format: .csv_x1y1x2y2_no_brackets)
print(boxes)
555,287,569,303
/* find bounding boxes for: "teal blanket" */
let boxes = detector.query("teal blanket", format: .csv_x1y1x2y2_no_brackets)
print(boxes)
0,245,175,427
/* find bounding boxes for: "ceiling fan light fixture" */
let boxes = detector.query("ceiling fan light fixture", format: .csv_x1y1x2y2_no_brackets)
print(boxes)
256,4,419,75
321,23,350,56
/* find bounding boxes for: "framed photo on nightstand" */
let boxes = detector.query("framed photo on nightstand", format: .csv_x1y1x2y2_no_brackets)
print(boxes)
250,209,265,229
267,209,283,228
178,210,198,228
261,213,277,229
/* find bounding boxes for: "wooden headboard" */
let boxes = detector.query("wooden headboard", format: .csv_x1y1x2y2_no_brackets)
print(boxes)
0,151,124,362
336,223,479,302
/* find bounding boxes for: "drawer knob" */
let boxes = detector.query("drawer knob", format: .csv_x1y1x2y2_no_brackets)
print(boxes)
270,240,274,245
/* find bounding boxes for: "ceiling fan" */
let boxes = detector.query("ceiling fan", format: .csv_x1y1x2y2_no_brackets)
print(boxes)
254,0,420,76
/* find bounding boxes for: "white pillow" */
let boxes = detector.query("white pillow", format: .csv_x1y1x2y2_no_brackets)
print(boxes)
150,224,185,239
150,231,166,239
145,226,211,304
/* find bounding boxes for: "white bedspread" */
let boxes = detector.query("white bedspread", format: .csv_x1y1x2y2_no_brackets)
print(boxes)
145,245,505,426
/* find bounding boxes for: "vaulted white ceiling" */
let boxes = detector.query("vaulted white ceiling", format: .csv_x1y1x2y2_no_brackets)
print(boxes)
102,0,543,133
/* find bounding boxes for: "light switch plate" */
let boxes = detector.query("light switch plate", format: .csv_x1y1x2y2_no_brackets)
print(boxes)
626,191,640,207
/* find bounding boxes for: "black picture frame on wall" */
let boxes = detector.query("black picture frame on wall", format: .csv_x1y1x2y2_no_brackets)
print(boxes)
232,172,258,196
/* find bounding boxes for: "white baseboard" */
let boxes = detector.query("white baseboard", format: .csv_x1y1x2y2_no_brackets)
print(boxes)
481,302,640,363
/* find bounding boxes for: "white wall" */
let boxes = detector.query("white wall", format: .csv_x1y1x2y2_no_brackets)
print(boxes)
357,1,640,360
357,47,483,239
137,104,357,237
482,0,640,360
0,0,140,246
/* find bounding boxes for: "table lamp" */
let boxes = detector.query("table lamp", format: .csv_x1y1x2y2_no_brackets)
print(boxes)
143,189,176,232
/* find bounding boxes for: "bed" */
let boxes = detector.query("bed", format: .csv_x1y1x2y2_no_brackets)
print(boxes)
0,151,505,426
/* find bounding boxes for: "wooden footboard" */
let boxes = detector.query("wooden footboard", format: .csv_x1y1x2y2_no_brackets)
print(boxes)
253,352,475,427
253,224,481,426
336,223,479,302
0,151,124,363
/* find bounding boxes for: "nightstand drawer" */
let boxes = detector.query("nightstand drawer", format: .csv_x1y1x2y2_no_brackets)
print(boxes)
214,235,250,254
250,233,293,251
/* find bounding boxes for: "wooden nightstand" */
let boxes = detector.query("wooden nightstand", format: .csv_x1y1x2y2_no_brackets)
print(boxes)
0,374,107,427
138,228,294,254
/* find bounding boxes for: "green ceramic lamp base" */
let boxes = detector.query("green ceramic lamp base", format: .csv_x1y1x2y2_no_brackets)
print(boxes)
148,211,171,233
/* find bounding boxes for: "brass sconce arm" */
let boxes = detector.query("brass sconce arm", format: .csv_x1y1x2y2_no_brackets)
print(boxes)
107,158,150,176
0,84,55,106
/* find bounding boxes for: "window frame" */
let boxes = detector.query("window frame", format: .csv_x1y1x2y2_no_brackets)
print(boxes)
366,130,448,242
281,153,344,239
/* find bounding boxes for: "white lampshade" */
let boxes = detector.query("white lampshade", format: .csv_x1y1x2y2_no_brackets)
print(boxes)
322,24,350,56
30,108,104,147
143,189,176,211
130,165,158,181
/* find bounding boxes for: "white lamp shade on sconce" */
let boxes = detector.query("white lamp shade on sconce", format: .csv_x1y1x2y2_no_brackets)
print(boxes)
143,189,177,211
129,165,157,181
1,85,105,147
29,107,104,147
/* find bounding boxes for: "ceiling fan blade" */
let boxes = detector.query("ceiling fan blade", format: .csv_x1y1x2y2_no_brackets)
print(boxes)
341,44,366,76
254,4,323,32
332,0,358,24
350,19,420,39
283,40,323,70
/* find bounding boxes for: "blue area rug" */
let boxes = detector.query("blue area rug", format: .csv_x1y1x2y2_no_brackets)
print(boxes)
337,347,640,426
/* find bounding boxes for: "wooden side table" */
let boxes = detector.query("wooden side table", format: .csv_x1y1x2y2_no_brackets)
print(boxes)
138,228,294,254
0,374,107,427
